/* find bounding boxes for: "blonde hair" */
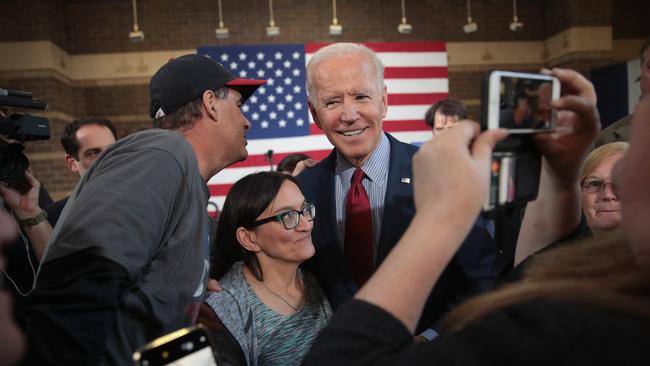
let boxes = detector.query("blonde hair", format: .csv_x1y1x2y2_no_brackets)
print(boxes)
306,43,384,105
579,142,629,183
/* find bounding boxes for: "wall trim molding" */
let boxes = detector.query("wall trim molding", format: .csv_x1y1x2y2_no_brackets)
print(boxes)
2,27,642,87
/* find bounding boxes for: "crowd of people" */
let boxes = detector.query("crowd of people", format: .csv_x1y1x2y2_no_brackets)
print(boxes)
0,36,648,365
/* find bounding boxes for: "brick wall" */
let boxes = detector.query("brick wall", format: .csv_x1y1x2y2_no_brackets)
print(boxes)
0,0,68,48
612,1,650,39
2,0,646,51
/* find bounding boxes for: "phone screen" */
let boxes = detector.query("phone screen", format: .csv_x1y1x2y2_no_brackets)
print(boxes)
134,325,218,366
497,75,555,131
163,346,216,366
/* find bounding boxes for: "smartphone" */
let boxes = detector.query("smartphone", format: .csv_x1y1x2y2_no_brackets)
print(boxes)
482,70,560,133
133,325,217,366
483,149,541,212
484,152,517,211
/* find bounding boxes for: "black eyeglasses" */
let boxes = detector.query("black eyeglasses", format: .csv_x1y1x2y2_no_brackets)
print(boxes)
251,203,316,230
580,177,617,194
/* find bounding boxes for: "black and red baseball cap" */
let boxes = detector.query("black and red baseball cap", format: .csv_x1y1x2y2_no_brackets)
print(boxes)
149,54,265,119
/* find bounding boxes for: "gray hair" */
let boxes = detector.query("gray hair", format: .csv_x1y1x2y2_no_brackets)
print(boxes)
306,43,385,105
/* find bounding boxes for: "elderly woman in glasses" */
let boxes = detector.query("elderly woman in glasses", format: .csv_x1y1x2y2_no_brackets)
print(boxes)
204,171,331,366
510,141,629,276
580,142,628,236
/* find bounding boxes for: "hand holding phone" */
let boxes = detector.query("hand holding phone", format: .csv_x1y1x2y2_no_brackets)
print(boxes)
480,71,555,211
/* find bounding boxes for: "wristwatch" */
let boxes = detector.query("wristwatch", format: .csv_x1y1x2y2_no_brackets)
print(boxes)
18,210,48,229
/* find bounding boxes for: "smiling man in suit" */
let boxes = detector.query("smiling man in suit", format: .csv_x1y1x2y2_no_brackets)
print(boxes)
296,43,498,340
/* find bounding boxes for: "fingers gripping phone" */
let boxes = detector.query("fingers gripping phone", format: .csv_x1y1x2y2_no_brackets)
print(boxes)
133,325,218,366
481,71,558,211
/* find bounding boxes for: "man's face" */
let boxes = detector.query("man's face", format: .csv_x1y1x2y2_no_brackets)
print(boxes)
66,124,116,177
433,110,460,136
212,88,251,166
309,52,387,167
640,47,650,97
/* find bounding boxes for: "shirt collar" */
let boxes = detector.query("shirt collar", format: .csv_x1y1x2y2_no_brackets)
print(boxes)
336,133,390,186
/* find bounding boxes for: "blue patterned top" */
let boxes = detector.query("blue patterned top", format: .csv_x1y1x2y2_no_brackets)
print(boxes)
247,271,332,365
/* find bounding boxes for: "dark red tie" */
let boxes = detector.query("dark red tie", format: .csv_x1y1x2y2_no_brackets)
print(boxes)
344,168,374,287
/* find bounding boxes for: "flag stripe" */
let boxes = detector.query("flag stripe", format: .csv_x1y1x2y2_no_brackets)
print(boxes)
384,67,448,79
385,105,432,121
385,78,448,93
229,149,332,168
388,93,448,105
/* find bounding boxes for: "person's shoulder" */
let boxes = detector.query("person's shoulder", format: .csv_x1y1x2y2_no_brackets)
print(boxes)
295,150,335,183
595,114,632,146
488,299,650,334
106,129,197,170
205,263,248,308
111,129,187,153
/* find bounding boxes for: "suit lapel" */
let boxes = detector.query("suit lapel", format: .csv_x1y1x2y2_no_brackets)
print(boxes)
314,151,338,251
315,150,358,296
376,134,417,265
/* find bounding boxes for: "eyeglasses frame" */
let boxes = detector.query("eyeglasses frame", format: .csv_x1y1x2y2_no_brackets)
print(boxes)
580,177,617,194
251,203,316,230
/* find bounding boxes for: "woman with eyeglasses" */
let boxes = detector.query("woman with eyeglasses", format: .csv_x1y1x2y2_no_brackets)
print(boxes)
204,171,331,366
508,142,629,279
580,142,628,236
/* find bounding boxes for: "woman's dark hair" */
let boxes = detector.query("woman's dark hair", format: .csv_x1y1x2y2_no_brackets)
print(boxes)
277,153,310,174
424,98,468,128
211,171,301,281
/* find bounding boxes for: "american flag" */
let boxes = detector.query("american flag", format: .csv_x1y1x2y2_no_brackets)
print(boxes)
198,42,448,215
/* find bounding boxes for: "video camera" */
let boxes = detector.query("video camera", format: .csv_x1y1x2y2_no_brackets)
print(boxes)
0,88,51,194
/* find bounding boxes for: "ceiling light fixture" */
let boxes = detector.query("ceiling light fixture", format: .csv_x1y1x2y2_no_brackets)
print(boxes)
266,0,280,37
397,0,412,34
215,0,229,39
129,0,145,41
509,0,524,31
462,0,477,34
329,0,342,35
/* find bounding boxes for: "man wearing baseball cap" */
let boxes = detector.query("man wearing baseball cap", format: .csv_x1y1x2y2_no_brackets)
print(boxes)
24,54,264,365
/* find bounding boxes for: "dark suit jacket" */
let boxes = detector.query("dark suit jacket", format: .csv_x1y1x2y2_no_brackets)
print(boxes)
296,133,498,333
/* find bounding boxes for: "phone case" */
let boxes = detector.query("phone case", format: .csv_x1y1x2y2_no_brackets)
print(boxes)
133,325,217,366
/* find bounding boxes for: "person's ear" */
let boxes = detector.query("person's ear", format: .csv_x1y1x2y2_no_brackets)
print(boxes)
236,227,260,252
202,90,219,121
308,102,322,129
65,154,80,173
380,84,388,119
